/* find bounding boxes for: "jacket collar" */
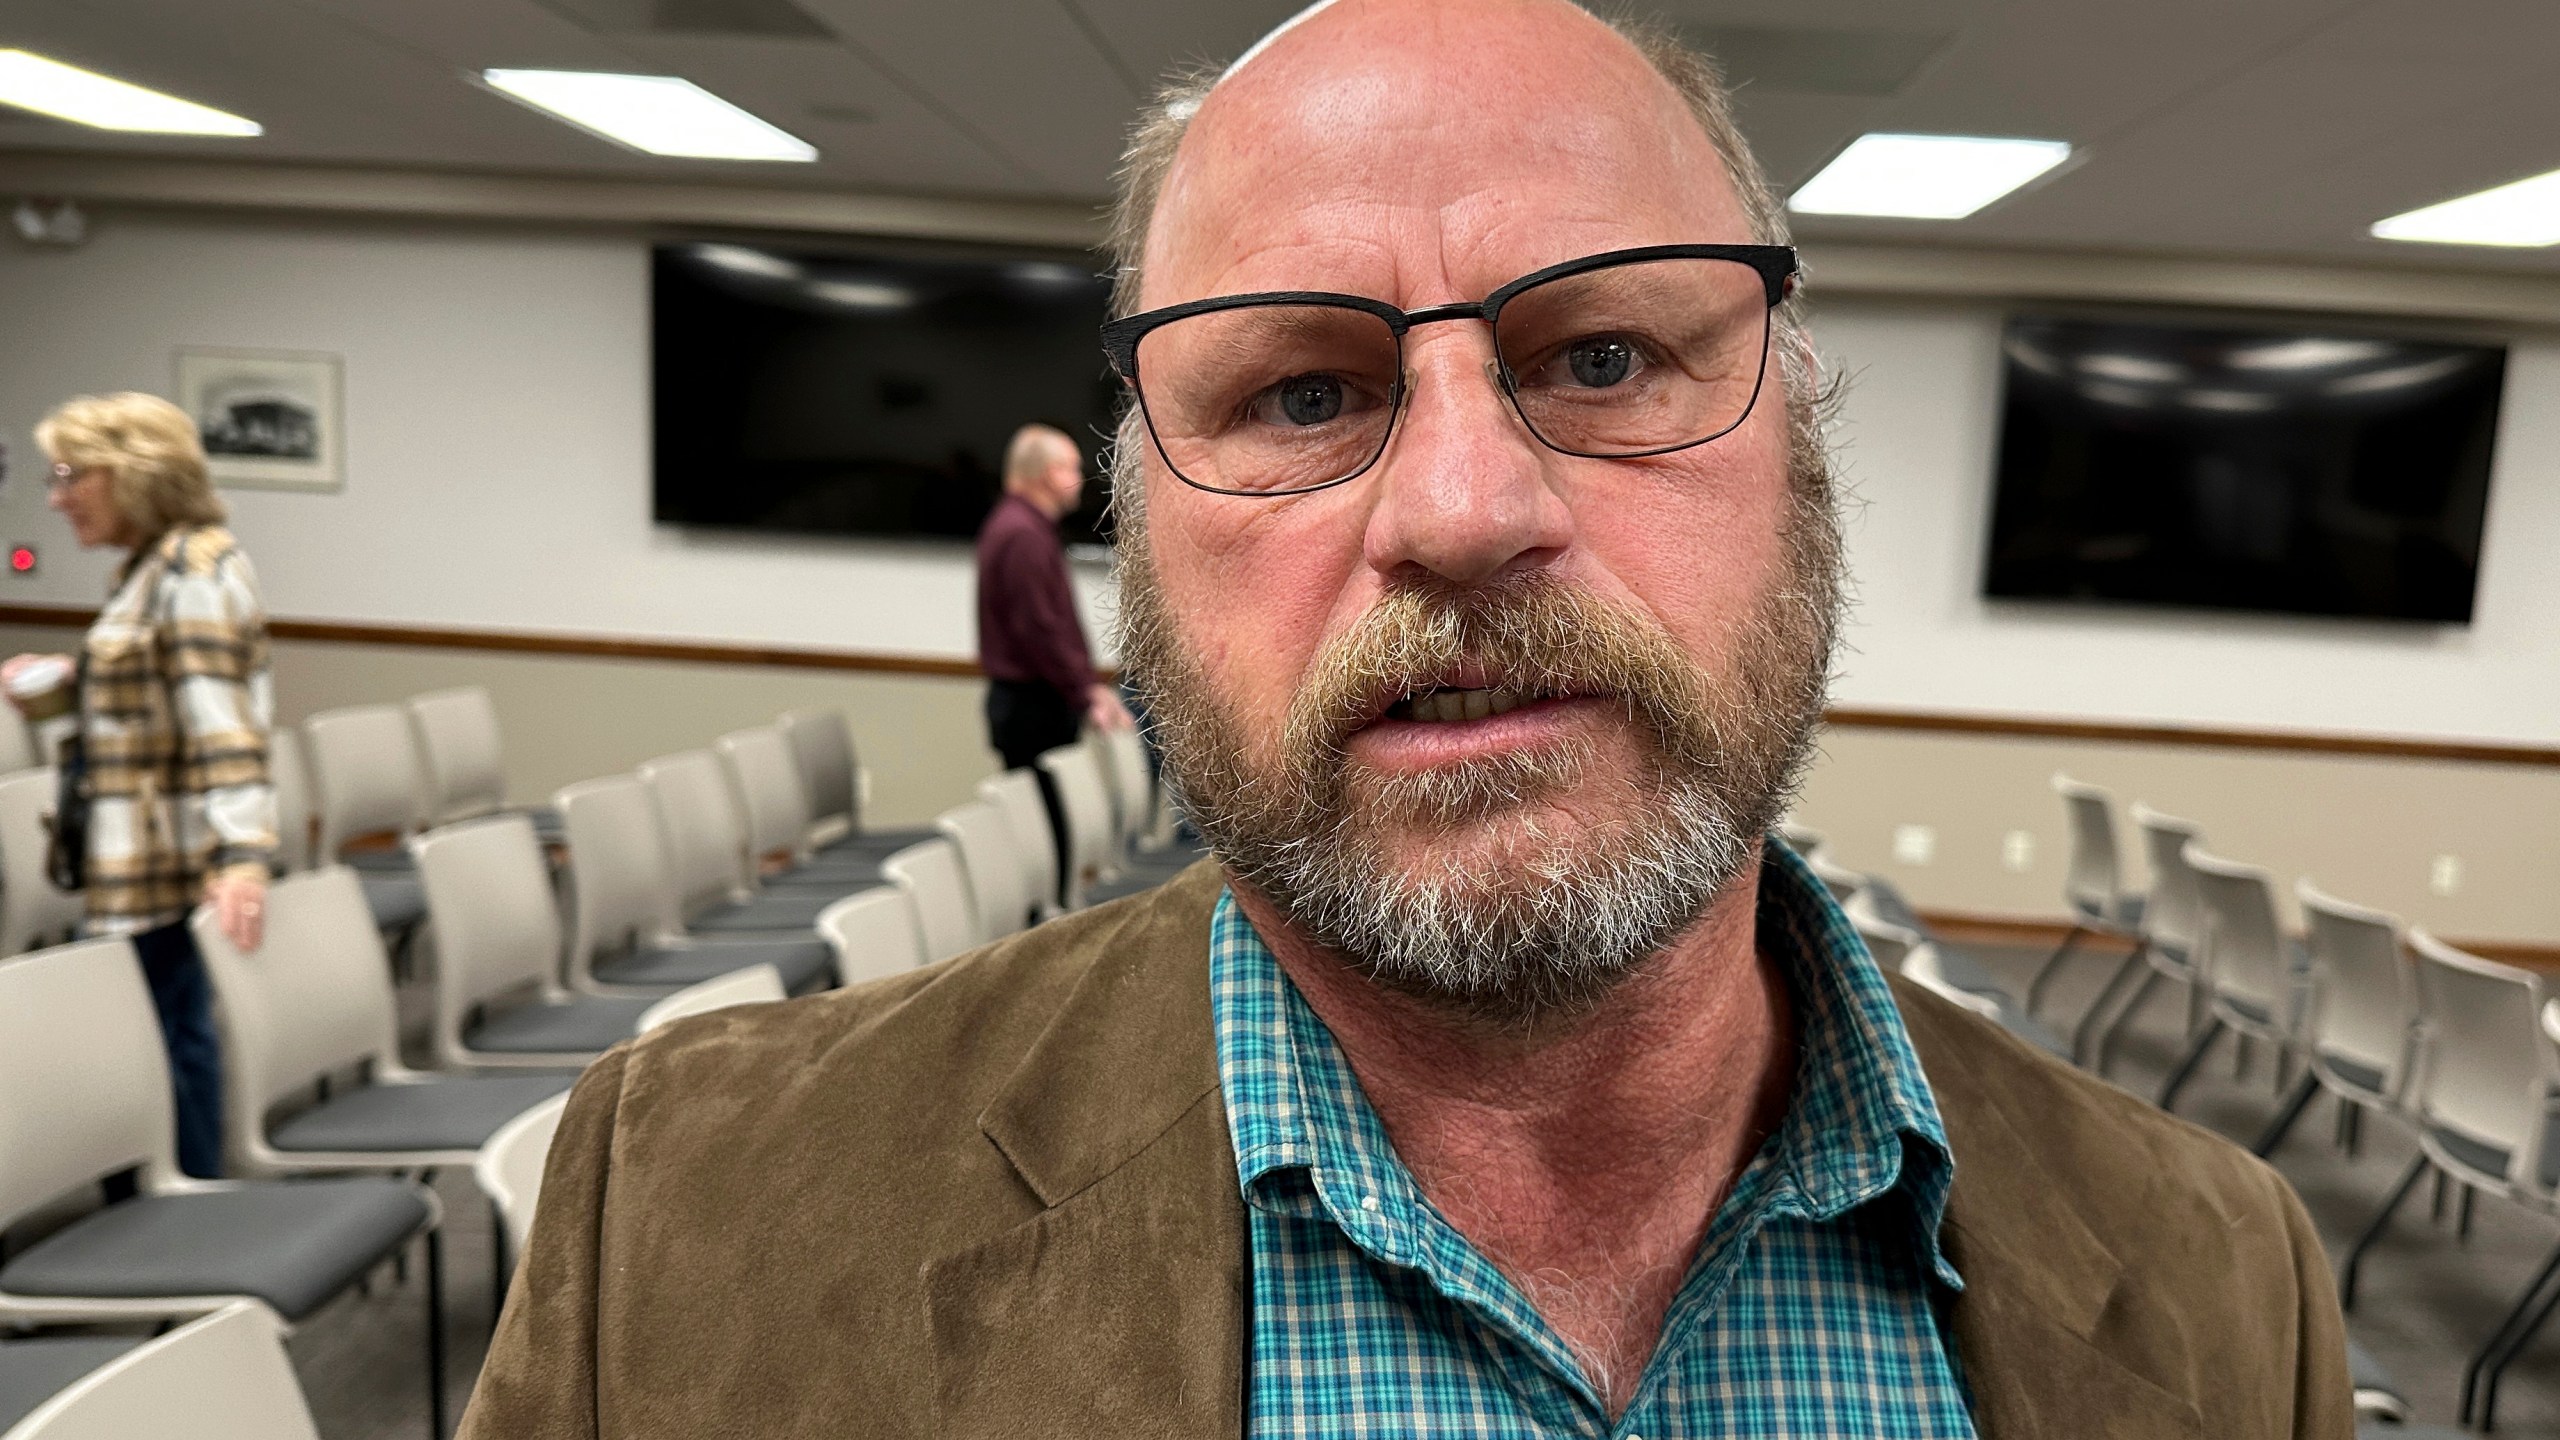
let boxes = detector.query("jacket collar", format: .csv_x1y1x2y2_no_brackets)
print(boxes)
933,862,2201,1439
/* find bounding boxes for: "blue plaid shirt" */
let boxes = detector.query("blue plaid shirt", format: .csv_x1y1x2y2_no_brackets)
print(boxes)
1210,840,1976,1438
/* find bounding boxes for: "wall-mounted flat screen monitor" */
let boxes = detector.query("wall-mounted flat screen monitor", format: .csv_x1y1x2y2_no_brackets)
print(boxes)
652,239,1121,546
1983,313,2504,623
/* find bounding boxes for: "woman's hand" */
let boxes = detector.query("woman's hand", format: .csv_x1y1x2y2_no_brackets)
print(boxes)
205,865,269,952
0,653,73,715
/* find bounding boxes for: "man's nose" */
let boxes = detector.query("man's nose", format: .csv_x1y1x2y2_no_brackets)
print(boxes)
1360,332,1574,588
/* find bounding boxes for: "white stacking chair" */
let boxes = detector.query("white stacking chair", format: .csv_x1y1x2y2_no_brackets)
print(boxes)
1803,848,1866,904
2252,883,2420,1160
977,771,1062,922
475,1093,568,1269
0,939,446,1433
2336,932,2560,1429
551,775,836,997
191,866,574,1178
1036,742,1121,906
0,1301,319,1440
637,750,863,936
637,964,786,1033
2026,773,2146,1015
2156,844,2305,1115
300,704,430,935
2078,803,2206,1074
0,769,84,958
410,814,655,1070
775,707,936,855
881,838,980,964
816,889,928,986
1098,726,1156,854
715,726,885,885
407,686,560,839
937,801,1029,943
268,726,315,874
0,706,35,773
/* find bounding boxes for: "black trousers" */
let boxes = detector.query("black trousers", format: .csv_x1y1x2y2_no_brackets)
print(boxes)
986,681,1083,905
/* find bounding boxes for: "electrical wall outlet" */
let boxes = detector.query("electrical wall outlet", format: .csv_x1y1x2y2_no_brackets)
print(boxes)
2002,829,2036,873
2430,854,2462,897
1892,823,1937,866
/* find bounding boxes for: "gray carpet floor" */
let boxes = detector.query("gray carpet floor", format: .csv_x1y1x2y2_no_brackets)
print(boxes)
282,939,2560,1438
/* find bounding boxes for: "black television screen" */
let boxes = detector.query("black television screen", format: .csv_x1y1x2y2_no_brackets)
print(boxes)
1983,313,2504,623
652,239,1122,546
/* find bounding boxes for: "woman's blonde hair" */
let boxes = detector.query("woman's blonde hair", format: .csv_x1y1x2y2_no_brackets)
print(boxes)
35,392,227,540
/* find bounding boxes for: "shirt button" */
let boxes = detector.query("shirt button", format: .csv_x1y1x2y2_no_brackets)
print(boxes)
1361,1194,1381,1212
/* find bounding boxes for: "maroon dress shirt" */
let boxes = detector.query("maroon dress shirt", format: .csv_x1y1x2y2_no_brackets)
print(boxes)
975,492,1094,705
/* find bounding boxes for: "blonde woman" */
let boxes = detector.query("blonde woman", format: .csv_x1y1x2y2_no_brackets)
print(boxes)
4,392,276,1178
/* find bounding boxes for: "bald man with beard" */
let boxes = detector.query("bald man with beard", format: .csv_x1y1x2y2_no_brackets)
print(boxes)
461,4,2352,1436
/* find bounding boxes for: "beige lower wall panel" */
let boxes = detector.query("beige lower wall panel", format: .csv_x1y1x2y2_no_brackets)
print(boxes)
0,622,999,829
1795,726,2560,946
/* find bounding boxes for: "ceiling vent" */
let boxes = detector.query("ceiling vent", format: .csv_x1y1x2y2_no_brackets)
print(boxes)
1678,23,1948,98
537,0,832,40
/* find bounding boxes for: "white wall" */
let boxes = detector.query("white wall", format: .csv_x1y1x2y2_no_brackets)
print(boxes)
0,210,1117,662
1815,297,2560,746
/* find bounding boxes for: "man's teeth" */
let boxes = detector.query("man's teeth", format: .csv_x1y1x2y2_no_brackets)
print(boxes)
1401,686,1528,723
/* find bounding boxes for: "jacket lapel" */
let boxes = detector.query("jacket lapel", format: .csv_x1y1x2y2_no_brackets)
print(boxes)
1895,978,2206,1440
923,864,1248,1438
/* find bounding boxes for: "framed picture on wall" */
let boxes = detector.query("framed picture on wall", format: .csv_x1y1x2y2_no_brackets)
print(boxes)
173,347,343,492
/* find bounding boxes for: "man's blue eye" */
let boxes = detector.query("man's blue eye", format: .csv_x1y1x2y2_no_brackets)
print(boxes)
1279,374,1345,424
1567,338,1635,387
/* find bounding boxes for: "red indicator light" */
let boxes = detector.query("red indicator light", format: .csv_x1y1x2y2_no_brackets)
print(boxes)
8,547,32,574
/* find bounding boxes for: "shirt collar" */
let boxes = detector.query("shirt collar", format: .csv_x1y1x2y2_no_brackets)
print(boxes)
1208,837,1962,1290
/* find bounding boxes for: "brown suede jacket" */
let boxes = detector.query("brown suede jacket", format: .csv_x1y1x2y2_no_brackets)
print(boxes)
461,862,2352,1438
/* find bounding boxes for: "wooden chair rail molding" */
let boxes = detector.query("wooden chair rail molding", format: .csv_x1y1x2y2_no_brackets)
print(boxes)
5,602,2556,766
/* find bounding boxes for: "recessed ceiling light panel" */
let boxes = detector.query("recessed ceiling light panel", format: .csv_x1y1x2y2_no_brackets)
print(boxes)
2372,168,2560,248
1789,132,2072,220
482,69,815,161
0,50,260,135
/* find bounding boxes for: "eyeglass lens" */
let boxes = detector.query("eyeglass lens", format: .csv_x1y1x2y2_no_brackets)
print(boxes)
1133,256,1775,495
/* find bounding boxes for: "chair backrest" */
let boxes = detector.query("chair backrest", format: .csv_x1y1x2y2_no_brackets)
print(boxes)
0,768,85,957
191,867,400,1157
716,726,815,865
475,1093,569,1259
1035,743,1117,904
1845,909,1916,971
881,838,979,962
2053,772,2124,924
0,705,34,774
554,774,683,981
1099,726,1153,849
411,815,564,1056
0,938,173,1228
1,1301,320,1440
636,750,754,920
817,888,928,985
268,725,315,874
637,965,787,1033
2408,929,2557,1183
976,771,1059,915
407,687,509,825
2183,844,2287,1015
937,801,1027,943
1902,941,2004,1020
1804,849,1865,904
777,707,858,836
2297,881,2418,1099
2130,804,2205,957
304,704,428,857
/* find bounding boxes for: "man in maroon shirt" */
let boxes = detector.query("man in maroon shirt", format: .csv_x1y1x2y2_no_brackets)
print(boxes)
976,424,1131,883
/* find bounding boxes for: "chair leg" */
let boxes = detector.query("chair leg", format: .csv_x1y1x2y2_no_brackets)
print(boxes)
491,1200,510,1323
2460,1186,2478,1244
2157,1017,2225,1113
2073,953,2153,1073
2231,1032,2251,1083
2252,1071,2322,1158
2480,1260,2560,1433
2345,1103,2363,1158
425,1228,447,1440
2463,1235,2560,1427
2433,1169,2450,1224
2341,1152,2430,1311
2024,925,2087,1016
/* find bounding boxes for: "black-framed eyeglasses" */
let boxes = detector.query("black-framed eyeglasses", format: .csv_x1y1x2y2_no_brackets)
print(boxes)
1102,243,1797,498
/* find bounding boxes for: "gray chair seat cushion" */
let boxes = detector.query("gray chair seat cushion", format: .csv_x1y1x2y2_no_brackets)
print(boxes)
687,890,842,934
0,1336,144,1431
2347,1338,2404,1420
764,857,887,890
358,873,426,931
1087,873,1172,906
817,827,938,859
2320,1051,2391,1099
464,995,654,1054
0,1178,430,1322
268,1073,575,1153
598,936,835,992
341,850,413,875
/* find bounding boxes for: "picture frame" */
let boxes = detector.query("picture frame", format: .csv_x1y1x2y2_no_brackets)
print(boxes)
173,347,343,492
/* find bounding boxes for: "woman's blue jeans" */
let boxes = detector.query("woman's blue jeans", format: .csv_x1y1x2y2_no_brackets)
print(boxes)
130,920,224,1178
